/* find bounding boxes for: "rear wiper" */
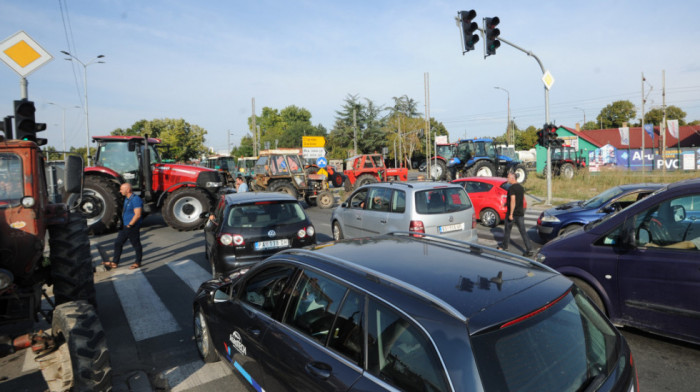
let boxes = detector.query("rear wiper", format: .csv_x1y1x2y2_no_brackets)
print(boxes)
581,368,606,392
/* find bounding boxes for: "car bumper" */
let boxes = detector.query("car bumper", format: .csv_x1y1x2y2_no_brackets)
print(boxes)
537,224,559,241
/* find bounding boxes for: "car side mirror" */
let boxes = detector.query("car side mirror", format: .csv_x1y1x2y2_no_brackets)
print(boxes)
64,154,84,194
341,202,348,208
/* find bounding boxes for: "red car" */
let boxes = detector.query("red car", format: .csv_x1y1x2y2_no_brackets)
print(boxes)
451,177,526,227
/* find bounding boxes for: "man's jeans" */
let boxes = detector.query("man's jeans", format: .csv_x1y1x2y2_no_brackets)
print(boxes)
502,215,532,252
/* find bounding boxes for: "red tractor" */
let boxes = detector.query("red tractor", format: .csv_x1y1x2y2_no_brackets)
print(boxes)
1,113,111,391
343,154,408,190
426,142,456,180
551,141,586,180
76,135,228,233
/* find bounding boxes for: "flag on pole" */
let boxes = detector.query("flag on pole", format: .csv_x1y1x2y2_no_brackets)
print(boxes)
667,119,679,139
618,127,629,145
643,124,654,140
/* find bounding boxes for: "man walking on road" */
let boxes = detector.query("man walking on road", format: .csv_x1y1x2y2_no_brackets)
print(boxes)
499,172,534,257
105,183,143,270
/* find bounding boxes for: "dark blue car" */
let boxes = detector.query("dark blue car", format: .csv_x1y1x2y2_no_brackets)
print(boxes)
536,183,664,242
536,178,700,344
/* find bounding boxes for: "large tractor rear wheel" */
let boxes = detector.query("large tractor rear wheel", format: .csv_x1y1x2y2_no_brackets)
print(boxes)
163,187,212,231
38,301,112,392
49,212,96,307
269,180,299,199
80,176,120,234
356,174,377,188
317,191,335,209
429,159,447,181
468,161,495,177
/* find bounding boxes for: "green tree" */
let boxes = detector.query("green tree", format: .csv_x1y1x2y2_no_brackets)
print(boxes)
232,135,254,158
644,105,687,126
597,100,637,128
111,118,207,162
516,126,539,149
327,94,386,158
581,121,599,130
247,105,324,150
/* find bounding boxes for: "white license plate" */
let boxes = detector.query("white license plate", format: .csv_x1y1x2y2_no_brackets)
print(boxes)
254,239,290,250
439,222,464,233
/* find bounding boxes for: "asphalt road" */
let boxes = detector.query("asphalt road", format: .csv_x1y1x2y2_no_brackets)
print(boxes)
2,202,699,392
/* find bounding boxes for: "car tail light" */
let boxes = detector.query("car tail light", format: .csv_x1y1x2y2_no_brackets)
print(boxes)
630,354,639,392
409,220,425,237
500,289,570,329
537,214,542,225
472,214,477,229
297,228,307,238
220,233,244,246
306,225,315,237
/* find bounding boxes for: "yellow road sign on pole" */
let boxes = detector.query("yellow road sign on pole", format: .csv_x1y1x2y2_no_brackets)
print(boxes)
302,136,326,148
0,31,53,78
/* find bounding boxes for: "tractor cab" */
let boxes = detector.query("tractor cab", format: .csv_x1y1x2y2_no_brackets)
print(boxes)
93,136,160,191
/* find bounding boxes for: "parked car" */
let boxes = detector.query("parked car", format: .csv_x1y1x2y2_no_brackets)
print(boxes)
451,176,526,227
331,181,477,242
193,233,638,392
203,192,316,277
536,178,700,344
536,183,664,242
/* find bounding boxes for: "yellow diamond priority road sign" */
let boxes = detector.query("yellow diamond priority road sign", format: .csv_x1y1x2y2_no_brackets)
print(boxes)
0,31,53,78
541,70,555,90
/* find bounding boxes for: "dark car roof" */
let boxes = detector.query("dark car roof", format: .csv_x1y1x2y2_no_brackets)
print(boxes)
223,191,298,205
275,235,565,333
616,182,665,191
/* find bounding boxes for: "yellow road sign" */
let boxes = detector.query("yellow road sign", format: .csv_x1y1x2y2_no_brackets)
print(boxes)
302,136,326,148
0,31,53,78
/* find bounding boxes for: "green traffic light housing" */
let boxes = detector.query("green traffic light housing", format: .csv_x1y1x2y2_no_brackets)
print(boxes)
484,17,501,56
459,10,479,53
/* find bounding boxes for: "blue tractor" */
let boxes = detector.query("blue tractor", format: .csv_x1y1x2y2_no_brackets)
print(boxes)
446,138,528,183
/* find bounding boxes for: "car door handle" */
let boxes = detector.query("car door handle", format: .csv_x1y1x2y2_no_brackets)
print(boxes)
380,219,387,223
246,327,262,337
305,361,332,380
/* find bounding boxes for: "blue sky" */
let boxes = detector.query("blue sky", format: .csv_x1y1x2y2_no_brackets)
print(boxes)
1,0,699,154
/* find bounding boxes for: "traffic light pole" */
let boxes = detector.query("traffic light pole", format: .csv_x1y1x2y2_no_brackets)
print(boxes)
480,32,553,205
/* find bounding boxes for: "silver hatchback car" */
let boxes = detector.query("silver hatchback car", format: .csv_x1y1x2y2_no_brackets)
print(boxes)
331,181,478,242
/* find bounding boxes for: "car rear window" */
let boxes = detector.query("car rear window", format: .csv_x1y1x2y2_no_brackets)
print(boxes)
471,288,621,392
226,201,306,228
415,187,472,214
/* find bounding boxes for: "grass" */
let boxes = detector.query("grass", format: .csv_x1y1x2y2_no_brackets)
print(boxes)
524,168,698,203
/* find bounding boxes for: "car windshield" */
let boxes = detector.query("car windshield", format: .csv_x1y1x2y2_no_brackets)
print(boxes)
472,288,621,392
226,201,306,228
581,186,623,209
415,187,472,214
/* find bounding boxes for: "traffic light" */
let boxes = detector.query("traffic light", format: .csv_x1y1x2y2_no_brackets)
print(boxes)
13,99,47,145
547,124,558,146
459,10,479,52
537,128,546,147
484,17,501,56
0,116,12,139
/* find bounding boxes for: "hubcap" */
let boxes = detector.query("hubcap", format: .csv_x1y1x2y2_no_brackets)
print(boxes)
80,190,105,225
173,197,203,223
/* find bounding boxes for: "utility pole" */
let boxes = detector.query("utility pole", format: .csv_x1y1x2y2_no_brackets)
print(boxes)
353,109,357,154
424,72,431,178
661,70,667,172
641,73,646,173
251,98,257,156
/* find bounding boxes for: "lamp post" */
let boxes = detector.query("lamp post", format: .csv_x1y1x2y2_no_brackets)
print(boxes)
573,106,586,128
61,51,105,167
48,102,80,159
494,87,511,145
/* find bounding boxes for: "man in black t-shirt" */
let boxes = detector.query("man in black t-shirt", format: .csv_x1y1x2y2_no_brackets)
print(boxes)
499,173,534,257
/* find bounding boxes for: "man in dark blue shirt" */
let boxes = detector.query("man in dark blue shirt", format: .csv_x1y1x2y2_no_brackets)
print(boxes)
105,183,144,269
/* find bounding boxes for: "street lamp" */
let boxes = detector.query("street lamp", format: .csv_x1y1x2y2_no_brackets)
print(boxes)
61,51,105,166
494,87,512,145
573,107,586,128
48,102,80,159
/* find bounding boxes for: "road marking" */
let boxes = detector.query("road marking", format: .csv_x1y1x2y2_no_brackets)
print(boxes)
167,259,212,292
112,268,180,341
164,360,232,391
